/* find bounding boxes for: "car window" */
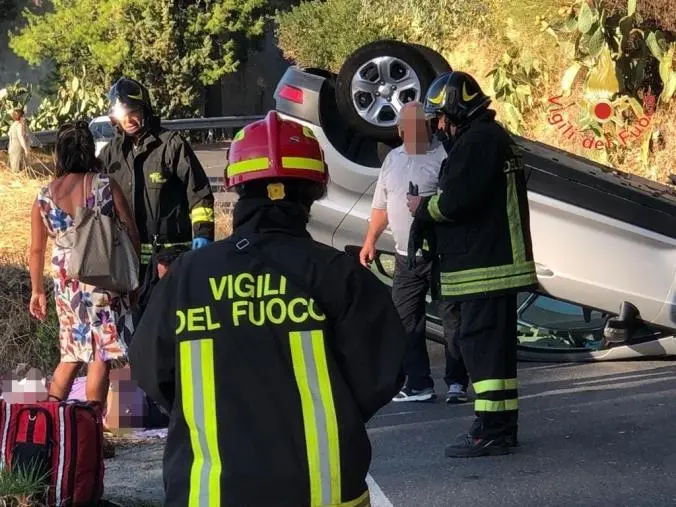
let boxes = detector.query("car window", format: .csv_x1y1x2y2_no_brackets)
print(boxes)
90,121,115,140
519,295,605,329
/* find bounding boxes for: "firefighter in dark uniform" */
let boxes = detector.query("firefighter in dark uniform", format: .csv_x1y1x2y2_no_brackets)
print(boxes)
129,111,408,506
98,77,215,312
407,71,538,458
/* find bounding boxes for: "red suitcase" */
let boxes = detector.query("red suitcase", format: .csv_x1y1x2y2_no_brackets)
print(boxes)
0,399,104,506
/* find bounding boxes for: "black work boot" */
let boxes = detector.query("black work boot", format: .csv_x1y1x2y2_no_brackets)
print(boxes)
505,427,519,447
448,418,512,457
467,416,519,447
445,433,510,458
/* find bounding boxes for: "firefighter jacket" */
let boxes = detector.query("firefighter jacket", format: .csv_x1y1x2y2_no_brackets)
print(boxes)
98,121,215,265
415,110,538,301
129,198,407,507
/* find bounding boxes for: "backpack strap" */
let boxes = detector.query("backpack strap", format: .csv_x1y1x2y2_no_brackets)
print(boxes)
232,234,338,323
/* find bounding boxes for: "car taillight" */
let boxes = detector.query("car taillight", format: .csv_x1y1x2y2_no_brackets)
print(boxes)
279,85,304,104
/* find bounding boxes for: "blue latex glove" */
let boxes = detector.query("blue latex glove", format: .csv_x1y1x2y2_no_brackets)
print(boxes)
192,237,210,250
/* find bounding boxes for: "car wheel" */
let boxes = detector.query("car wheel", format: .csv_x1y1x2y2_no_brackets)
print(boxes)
336,40,436,142
409,44,453,75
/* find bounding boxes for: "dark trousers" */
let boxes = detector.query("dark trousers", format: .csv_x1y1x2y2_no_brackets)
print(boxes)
392,254,468,390
457,294,519,439
438,302,469,389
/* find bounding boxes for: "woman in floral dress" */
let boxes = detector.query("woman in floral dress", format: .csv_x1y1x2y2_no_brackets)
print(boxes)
28,121,140,409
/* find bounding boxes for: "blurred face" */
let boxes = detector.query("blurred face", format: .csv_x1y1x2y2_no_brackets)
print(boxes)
110,100,144,136
399,102,430,155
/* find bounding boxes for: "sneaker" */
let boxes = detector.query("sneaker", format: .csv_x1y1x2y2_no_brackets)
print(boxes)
392,386,436,402
445,383,468,404
445,433,510,458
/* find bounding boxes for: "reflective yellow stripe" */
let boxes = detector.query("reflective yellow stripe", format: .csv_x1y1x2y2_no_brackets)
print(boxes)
180,339,222,506
302,126,317,140
439,260,537,296
473,378,518,393
440,261,536,285
475,398,519,412
440,272,538,296
227,157,270,177
337,490,370,507
311,330,341,504
141,241,192,263
281,156,325,172
427,194,449,222
227,156,325,178
506,171,526,264
290,330,341,506
191,206,215,224
233,129,245,142
473,379,504,394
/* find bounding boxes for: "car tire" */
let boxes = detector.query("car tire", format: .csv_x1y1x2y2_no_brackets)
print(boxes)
409,44,453,75
336,40,436,142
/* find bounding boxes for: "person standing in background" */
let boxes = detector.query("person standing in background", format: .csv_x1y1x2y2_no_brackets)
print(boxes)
98,77,215,323
29,122,141,458
8,108,31,173
360,101,470,404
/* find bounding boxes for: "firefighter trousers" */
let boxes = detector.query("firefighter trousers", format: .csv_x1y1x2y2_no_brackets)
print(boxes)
457,293,518,439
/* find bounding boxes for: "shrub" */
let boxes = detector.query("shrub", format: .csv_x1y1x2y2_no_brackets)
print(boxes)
603,0,676,33
275,0,382,73
275,0,492,73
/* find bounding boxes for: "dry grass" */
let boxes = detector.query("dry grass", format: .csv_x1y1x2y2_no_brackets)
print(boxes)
215,206,233,240
0,160,52,264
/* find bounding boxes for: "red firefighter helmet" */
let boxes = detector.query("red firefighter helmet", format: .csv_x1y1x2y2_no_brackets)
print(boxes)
225,111,328,190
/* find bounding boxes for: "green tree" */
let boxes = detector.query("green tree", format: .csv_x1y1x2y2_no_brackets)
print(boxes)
9,0,270,118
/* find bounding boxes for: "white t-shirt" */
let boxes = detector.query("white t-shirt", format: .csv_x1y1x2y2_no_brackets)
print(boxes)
371,139,447,255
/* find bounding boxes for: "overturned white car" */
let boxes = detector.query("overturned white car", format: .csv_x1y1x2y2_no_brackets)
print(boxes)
271,40,676,362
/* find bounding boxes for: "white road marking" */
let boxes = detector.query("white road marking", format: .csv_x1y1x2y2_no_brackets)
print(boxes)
367,473,394,507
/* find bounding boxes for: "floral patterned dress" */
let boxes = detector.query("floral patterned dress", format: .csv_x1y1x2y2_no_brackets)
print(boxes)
37,174,133,363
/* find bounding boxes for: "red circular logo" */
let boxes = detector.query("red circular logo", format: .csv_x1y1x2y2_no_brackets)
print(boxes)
593,101,613,122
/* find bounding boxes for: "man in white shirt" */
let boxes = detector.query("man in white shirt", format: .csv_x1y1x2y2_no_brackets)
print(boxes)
359,101,469,403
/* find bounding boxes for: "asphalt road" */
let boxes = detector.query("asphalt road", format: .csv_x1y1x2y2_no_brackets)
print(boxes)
194,144,236,204
367,342,676,507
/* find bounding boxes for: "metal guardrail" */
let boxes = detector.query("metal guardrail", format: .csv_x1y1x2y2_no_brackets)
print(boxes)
0,115,263,150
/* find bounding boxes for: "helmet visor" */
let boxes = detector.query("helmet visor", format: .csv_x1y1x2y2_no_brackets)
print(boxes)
109,97,143,122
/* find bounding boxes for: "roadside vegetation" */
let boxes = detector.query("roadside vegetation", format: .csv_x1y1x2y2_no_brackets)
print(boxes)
0,463,49,507
276,0,676,183
1,0,274,134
